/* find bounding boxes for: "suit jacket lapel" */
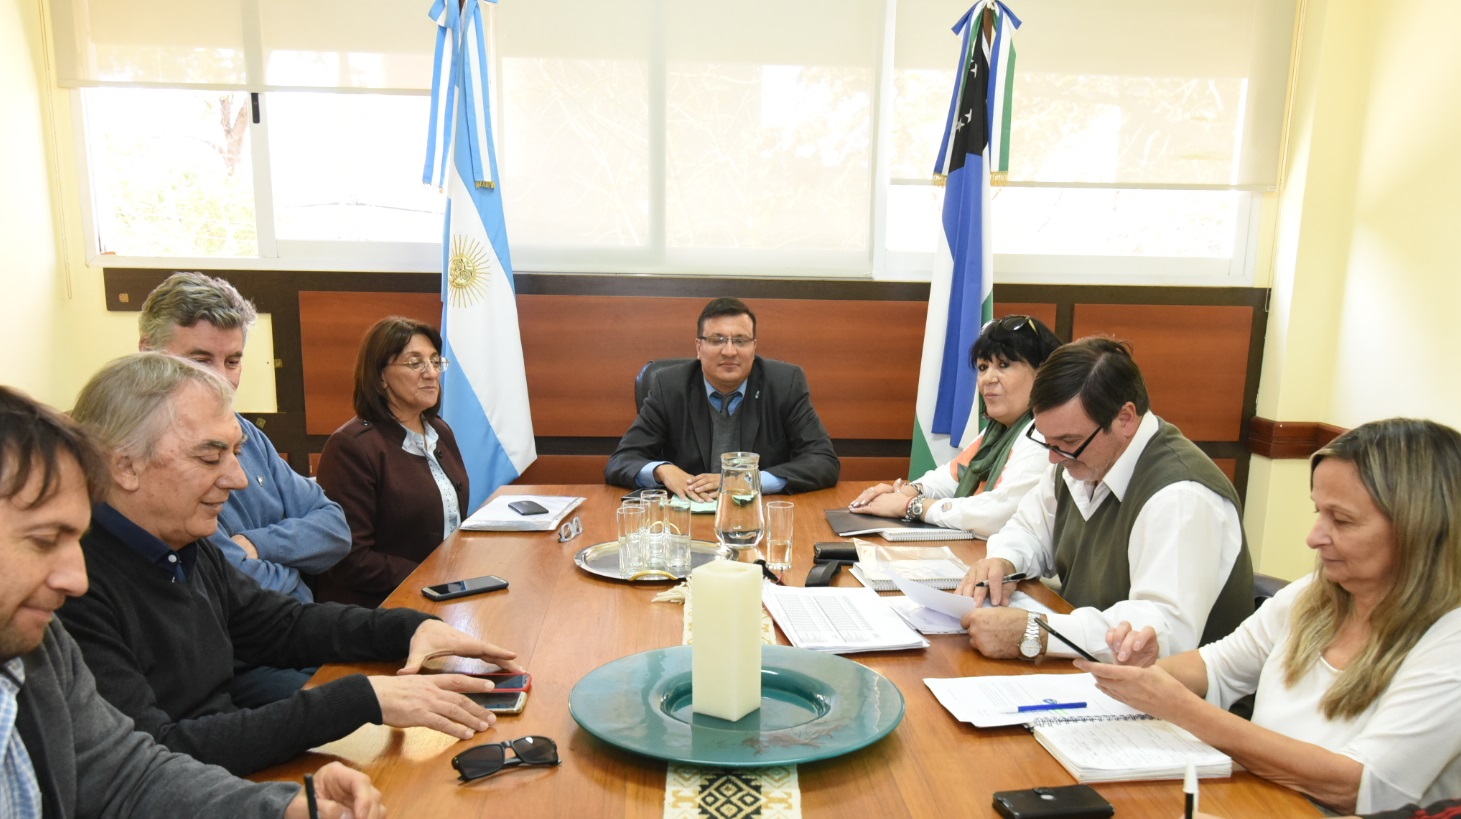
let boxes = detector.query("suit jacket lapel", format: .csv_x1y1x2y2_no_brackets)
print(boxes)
687,363,714,472
739,359,764,454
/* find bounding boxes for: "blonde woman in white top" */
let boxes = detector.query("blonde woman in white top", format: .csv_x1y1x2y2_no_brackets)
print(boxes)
1085,418,1461,815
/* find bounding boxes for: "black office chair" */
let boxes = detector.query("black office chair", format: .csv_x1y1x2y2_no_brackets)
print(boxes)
1254,572,1289,608
634,358,693,411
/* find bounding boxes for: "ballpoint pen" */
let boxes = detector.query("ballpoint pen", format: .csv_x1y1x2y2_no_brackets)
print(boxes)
1013,701,1087,713
1184,762,1198,819
304,773,320,819
973,571,1027,588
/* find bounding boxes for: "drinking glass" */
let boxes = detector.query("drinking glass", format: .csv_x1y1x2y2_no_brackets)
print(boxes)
616,505,646,578
764,500,794,571
664,496,693,574
714,451,763,557
639,489,669,569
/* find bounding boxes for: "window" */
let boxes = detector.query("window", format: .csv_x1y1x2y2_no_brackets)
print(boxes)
56,0,1294,283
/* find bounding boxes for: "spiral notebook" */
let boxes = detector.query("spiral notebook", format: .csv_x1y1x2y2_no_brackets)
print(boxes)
848,543,970,591
924,673,1231,782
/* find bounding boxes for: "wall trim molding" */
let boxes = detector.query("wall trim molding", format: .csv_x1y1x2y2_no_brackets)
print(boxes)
1246,417,1347,459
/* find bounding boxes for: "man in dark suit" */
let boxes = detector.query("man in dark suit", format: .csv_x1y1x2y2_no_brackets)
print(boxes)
605,298,840,500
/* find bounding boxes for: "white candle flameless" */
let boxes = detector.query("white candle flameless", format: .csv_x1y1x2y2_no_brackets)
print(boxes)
690,560,763,721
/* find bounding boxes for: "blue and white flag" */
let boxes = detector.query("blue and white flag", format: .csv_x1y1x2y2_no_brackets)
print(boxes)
910,0,1019,478
424,0,535,511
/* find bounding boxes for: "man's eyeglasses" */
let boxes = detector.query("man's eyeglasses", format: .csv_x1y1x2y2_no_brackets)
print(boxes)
698,335,756,349
392,357,450,373
1025,422,1102,461
452,735,561,782
557,516,583,543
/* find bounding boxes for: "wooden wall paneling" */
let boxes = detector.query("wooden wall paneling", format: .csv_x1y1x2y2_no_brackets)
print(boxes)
1072,304,1252,443
298,292,441,435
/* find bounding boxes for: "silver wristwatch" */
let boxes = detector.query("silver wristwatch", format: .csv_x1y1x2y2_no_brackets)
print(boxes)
903,495,927,522
1019,611,1045,659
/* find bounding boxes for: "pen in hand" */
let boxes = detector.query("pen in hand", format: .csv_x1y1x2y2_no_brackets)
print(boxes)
1184,762,1198,819
304,773,320,819
973,572,1027,589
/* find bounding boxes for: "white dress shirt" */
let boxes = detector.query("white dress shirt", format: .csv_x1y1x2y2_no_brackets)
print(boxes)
986,412,1244,658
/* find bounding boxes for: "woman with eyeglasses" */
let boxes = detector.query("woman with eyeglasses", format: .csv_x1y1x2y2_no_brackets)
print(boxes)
314,316,468,606
848,315,1063,536
1083,419,1461,815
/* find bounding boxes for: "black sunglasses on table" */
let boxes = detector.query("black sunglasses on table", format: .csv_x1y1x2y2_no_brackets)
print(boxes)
452,735,561,782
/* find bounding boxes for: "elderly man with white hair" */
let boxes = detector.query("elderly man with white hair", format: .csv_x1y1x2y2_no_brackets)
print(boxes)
59,352,521,776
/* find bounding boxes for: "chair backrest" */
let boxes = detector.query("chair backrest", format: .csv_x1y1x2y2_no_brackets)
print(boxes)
635,358,694,411
1253,573,1289,608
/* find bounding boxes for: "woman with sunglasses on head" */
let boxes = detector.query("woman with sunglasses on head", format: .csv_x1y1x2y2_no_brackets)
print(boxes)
1084,419,1461,815
848,315,1063,536
315,316,468,607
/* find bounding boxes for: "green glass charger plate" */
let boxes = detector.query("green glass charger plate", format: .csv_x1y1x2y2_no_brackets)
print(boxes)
569,644,904,767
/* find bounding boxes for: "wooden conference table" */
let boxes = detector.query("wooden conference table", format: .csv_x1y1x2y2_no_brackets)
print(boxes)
255,484,1318,818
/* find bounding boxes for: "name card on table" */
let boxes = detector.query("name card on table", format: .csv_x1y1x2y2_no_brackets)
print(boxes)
690,561,763,722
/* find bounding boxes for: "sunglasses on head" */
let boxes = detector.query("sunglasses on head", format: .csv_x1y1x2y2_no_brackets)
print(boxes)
452,735,561,782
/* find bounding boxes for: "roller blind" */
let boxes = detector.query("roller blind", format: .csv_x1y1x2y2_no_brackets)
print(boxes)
893,0,1297,189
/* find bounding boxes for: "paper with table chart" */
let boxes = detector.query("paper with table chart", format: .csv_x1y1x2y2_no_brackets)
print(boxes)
923,673,1232,782
888,566,1055,616
761,584,929,653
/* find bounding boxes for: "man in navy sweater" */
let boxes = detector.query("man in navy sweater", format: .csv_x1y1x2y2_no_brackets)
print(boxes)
61,353,521,775
138,272,352,706
0,384,383,817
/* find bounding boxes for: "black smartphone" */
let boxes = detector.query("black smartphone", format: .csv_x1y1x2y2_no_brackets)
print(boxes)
467,691,528,714
813,542,858,563
421,575,509,602
507,500,548,515
992,785,1113,819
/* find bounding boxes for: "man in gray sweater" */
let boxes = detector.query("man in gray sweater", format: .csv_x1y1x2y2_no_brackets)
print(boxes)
0,384,383,817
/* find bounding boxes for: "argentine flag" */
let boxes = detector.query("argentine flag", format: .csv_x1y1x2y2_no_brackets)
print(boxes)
424,0,536,511
910,0,1019,478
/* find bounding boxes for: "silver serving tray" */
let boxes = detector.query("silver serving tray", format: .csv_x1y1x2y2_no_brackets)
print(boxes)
573,539,731,583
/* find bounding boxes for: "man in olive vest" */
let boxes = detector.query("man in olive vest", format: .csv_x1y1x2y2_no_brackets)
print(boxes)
956,337,1253,661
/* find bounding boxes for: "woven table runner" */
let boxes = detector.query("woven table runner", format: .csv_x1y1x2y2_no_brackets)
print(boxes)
663,588,801,819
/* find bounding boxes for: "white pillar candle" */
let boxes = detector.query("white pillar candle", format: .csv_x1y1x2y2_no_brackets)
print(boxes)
690,560,763,721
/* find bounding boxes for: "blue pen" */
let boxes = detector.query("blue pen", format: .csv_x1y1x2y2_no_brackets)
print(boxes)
1014,701,1087,713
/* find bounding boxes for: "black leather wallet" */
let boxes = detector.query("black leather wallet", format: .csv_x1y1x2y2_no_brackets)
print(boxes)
992,786,1113,819
813,542,858,563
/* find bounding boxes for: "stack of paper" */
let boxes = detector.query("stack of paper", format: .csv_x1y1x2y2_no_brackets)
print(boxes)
761,585,929,653
924,673,1232,782
460,495,585,532
849,543,969,591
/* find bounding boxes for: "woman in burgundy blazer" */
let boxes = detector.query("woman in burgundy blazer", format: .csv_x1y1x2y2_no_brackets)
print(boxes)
314,317,469,607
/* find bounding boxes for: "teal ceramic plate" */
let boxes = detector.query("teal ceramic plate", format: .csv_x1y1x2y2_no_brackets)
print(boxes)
569,644,904,767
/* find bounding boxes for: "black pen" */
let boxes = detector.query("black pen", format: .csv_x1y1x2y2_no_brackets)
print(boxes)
304,773,320,819
973,571,1027,588
1034,617,1101,662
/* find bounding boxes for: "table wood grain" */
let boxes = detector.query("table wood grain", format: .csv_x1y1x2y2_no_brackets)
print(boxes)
251,484,1319,818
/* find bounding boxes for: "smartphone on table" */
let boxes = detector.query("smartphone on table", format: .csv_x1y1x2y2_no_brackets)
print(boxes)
465,672,532,693
421,575,509,602
467,691,528,714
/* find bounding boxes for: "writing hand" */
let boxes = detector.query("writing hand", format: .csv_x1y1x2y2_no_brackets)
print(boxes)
284,762,385,819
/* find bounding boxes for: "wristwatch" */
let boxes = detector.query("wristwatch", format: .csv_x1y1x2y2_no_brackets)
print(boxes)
1019,612,1045,659
903,495,927,522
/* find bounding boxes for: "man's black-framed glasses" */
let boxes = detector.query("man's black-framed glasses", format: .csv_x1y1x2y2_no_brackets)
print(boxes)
1025,422,1102,461
452,735,561,782
698,335,756,349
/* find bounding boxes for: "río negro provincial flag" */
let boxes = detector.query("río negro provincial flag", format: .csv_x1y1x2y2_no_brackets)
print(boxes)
910,0,1020,478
